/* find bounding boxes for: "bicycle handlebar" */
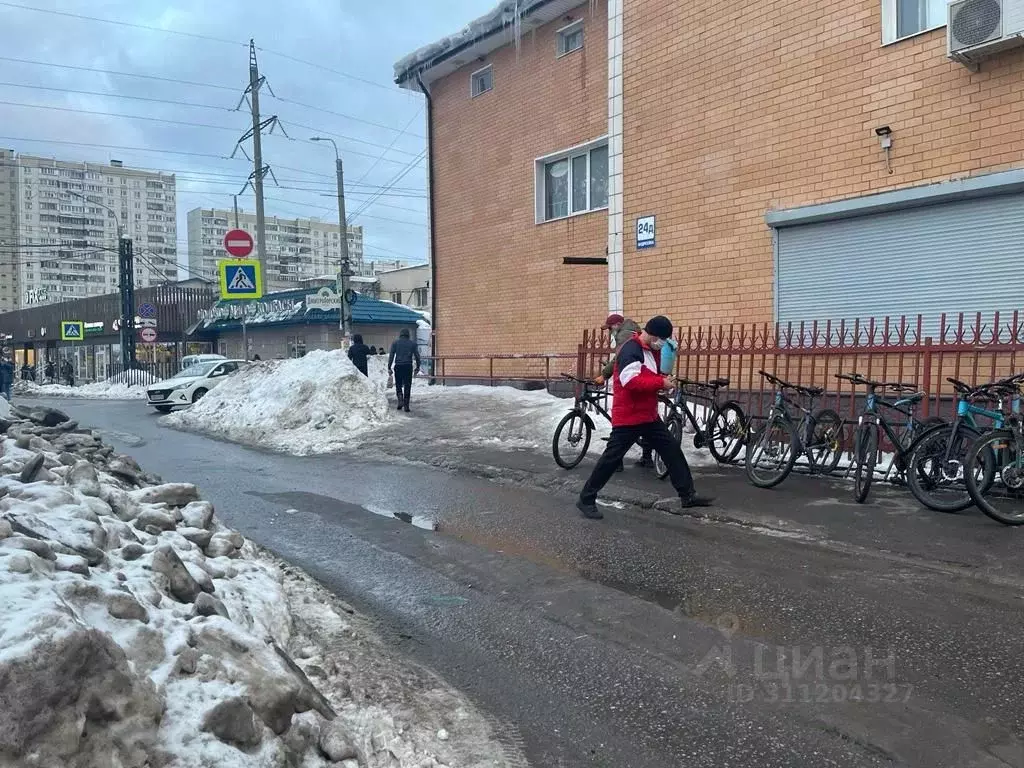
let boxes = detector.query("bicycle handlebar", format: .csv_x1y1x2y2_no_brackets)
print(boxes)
836,372,917,393
561,373,600,387
758,370,823,397
946,374,1024,398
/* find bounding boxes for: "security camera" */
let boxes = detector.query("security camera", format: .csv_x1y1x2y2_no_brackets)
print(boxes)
875,126,892,137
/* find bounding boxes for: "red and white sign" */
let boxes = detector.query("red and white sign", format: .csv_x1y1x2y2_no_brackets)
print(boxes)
223,229,254,258
140,327,157,343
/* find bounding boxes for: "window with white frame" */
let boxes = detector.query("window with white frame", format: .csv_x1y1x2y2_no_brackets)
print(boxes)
557,20,584,56
882,0,946,43
470,65,493,97
536,140,608,222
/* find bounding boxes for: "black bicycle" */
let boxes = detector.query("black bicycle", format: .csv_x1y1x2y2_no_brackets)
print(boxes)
552,374,612,469
906,375,1024,513
836,373,944,503
653,377,747,478
744,371,844,488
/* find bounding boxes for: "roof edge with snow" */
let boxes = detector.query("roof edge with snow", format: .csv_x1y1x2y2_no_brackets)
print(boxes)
394,0,588,90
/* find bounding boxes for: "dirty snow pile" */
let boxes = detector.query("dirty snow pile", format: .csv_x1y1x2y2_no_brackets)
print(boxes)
13,370,159,401
0,403,519,767
164,350,391,455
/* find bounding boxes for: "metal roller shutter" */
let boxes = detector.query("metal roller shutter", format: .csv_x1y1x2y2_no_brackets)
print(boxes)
775,192,1024,334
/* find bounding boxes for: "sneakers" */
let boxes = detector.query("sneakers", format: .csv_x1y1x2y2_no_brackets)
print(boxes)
674,493,714,513
576,499,604,520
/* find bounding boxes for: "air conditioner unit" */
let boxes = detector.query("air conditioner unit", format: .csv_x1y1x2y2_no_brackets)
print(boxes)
948,0,1024,63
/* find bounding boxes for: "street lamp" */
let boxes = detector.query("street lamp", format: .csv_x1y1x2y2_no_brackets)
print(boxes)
310,136,352,343
66,189,135,373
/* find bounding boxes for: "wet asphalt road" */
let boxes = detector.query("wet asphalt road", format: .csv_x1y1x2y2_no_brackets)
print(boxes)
31,398,1024,768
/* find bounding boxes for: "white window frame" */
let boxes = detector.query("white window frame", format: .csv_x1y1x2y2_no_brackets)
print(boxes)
534,137,609,224
470,64,493,98
881,0,946,45
556,19,584,57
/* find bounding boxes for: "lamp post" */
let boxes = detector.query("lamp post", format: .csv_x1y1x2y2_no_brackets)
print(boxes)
310,136,352,344
67,190,135,373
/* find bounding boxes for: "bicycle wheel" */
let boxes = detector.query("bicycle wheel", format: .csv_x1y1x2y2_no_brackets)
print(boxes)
852,423,878,504
964,430,1024,525
807,409,845,475
707,401,747,464
655,417,683,479
905,423,985,513
745,415,798,488
552,410,592,469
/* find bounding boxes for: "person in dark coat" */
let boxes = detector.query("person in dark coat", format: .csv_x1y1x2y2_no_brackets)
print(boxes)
388,328,421,412
346,334,371,377
0,356,14,401
44,359,55,384
61,359,74,387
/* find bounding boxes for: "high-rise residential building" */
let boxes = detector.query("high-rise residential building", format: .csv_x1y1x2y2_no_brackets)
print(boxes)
186,208,364,292
0,150,178,313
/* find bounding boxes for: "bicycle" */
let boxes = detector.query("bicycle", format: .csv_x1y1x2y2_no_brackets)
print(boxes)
904,375,1023,513
836,373,944,504
963,386,1024,525
653,377,747,478
744,371,844,489
552,374,612,469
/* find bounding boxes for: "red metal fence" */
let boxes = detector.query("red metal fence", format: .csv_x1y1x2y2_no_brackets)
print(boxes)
579,311,1024,424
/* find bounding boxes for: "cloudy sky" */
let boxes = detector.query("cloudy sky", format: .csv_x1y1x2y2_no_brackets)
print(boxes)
0,0,497,276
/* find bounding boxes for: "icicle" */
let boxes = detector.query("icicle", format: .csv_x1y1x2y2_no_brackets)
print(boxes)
513,0,522,61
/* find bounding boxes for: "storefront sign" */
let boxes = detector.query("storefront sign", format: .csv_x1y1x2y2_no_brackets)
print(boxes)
84,321,105,336
198,298,300,324
306,287,341,312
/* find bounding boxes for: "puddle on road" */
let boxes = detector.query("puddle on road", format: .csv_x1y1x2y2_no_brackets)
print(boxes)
364,504,438,531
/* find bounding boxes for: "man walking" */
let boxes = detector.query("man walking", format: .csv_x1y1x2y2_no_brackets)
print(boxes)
0,355,13,401
346,333,371,377
577,316,713,520
596,313,654,471
388,328,420,412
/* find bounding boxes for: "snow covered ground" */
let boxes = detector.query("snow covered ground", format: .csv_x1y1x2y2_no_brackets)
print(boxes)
160,350,714,466
163,351,392,455
0,403,520,767
14,370,159,401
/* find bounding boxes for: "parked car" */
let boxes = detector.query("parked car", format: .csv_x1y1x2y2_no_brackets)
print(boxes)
180,353,226,372
147,359,246,413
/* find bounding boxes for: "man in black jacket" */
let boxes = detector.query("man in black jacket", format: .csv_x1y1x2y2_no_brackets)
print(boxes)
346,334,371,376
388,329,420,412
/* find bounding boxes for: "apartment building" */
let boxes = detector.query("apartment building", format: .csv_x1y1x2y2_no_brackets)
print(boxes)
186,208,364,292
0,150,178,313
397,0,1024,355
378,264,430,312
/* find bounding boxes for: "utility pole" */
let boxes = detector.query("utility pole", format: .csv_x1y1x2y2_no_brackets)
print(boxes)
118,236,136,374
232,39,286,282
310,137,352,343
233,195,240,228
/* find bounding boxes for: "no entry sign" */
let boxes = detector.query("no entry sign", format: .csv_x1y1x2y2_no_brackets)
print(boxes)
140,327,157,343
223,229,254,258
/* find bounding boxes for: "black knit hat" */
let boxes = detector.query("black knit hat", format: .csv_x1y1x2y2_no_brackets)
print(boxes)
644,315,673,340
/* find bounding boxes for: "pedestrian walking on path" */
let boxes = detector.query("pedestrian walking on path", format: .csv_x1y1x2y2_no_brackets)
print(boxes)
388,329,420,413
0,355,13,401
347,334,371,377
577,315,713,520
597,313,654,472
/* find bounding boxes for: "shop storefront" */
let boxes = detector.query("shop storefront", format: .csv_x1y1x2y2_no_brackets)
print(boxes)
0,282,218,383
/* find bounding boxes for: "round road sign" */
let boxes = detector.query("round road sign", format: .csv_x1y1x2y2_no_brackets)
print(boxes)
140,327,157,343
223,228,254,258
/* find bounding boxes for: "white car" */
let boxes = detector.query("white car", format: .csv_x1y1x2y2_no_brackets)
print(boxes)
147,359,247,413
180,353,226,372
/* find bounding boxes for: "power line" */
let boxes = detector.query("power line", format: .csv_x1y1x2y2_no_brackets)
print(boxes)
0,2,413,98
0,99,425,162
271,96,424,138
0,55,237,92
355,106,424,184
350,151,427,222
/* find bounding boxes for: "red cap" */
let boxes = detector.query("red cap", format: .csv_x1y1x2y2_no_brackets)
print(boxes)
604,313,625,329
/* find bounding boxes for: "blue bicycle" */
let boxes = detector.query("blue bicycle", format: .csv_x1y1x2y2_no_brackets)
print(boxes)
905,375,1024,512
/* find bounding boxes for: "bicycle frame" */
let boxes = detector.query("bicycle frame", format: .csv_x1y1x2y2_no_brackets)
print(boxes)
767,389,818,453
856,391,927,481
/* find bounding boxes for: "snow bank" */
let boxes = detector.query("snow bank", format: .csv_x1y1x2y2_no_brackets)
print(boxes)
0,398,9,420
164,350,391,455
0,403,519,767
13,370,158,401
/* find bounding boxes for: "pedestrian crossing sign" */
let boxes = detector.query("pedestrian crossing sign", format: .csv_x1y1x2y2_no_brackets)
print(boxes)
218,259,263,300
60,320,84,341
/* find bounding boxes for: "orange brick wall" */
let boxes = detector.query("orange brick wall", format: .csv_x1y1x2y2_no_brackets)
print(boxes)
622,0,1024,329
429,2,608,357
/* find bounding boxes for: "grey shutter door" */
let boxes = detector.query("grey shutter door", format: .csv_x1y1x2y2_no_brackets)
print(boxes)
775,192,1024,336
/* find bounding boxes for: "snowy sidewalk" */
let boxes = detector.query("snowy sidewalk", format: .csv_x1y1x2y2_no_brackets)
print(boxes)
0,401,521,767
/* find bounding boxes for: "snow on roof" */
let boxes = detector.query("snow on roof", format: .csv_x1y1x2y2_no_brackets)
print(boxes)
394,0,588,89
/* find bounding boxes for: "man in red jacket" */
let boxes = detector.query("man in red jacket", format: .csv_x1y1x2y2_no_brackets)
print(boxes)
577,315,714,520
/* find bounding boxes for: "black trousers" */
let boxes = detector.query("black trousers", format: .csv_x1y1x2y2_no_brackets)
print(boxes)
394,364,413,406
581,420,695,503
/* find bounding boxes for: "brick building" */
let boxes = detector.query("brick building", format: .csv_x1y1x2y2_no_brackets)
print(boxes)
397,0,1024,357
